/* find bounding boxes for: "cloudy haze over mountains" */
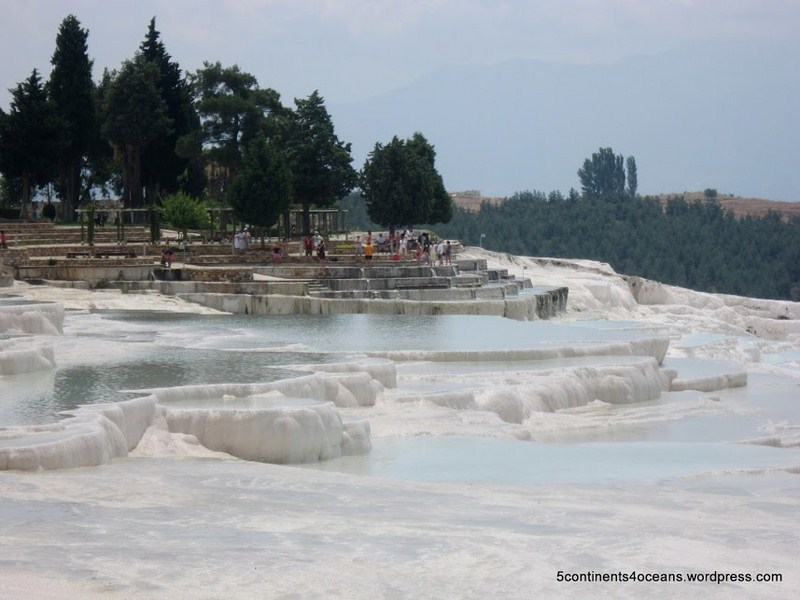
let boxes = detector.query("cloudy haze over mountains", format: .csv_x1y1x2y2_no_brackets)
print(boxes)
330,39,800,200
1,0,798,199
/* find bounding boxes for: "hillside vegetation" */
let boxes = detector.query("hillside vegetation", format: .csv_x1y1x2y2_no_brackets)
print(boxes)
340,190,800,301
655,193,800,220
451,191,800,220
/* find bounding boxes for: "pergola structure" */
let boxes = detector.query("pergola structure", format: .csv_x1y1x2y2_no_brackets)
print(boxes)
74,204,349,243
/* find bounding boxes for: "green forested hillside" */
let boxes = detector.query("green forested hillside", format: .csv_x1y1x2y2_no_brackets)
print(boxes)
339,191,800,300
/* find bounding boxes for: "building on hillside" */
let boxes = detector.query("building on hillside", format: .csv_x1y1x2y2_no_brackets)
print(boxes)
450,190,504,212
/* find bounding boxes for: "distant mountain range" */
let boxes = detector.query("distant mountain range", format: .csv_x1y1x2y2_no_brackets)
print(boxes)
329,40,800,202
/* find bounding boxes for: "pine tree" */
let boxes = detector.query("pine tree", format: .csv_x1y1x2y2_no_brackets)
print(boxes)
0,70,62,217
228,133,293,236
191,62,285,201
285,90,357,235
361,132,451,231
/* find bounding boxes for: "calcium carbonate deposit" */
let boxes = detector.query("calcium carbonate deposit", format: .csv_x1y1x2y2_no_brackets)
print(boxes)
1,248,798,599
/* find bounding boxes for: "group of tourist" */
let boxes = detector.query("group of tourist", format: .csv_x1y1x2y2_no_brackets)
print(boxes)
303,232,327,261
411,235,452,266
353,231,392,263
232,229,251,255
434,239,453,265
352,230,453,265
224,228,454,265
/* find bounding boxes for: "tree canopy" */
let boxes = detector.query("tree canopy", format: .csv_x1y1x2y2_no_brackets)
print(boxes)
190,61,285,200
284,90,357,235
578,147,628,199
102,59,172,208
228,133,293,233
360,132,452,231
2,15,795,306
161,191,210,239
0,69,62,216
430,189,800,301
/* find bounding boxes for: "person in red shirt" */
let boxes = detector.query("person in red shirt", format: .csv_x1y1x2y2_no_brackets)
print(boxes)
304,235,314,260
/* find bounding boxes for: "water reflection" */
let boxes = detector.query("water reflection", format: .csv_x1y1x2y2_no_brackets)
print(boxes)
0,310,760,433
97,311,658,352
1,342,328,425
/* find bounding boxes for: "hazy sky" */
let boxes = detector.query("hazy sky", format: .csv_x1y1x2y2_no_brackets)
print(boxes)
1,1,798,199
2,0,798,106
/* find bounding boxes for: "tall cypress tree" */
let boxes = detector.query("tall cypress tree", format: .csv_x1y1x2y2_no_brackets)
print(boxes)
139,17,202,201
48,14,95,220
626,156,638,198
89,68,121,200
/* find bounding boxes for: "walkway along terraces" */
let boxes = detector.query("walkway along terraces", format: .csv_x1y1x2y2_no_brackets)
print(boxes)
0,221,568,320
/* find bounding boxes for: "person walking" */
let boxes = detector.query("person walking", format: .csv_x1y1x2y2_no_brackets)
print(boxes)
355,235,364,262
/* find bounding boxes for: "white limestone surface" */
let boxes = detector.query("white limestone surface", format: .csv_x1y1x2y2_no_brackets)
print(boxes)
473,359,670,422
135,369,384,409
0,415,124,470
1,249,799,599
368,336,670,365
1,456,797,600
0,301,64,334
164,400,346,463
0,396,156,470
297,357,398,388
0,342,56,376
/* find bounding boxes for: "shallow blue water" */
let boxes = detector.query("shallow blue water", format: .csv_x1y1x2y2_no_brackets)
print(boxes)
3,309,799,488
98,311,658,352
2,310,668,424
299,436,800,485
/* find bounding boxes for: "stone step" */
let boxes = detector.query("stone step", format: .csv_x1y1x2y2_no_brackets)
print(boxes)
451,274,486,288
455,259,488,271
